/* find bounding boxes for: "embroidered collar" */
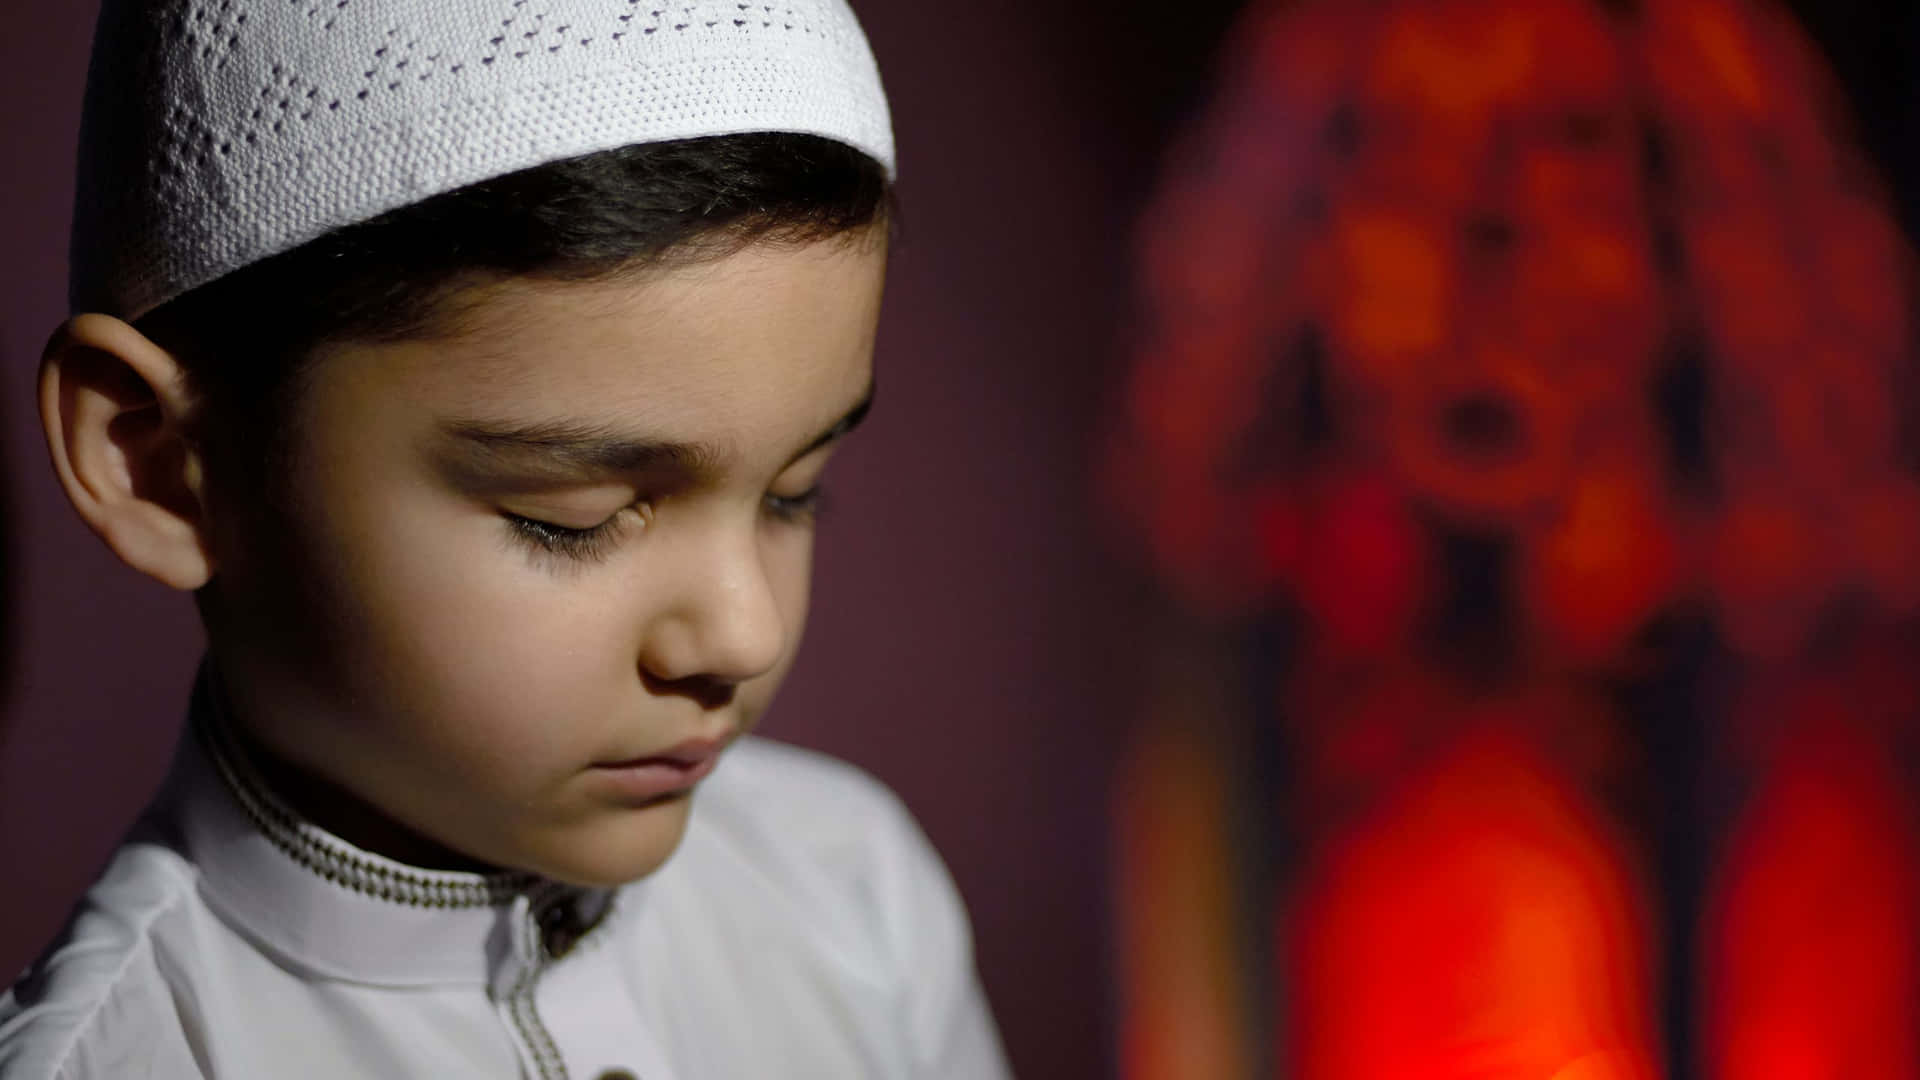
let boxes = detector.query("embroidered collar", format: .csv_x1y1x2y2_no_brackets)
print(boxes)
164,665,618,988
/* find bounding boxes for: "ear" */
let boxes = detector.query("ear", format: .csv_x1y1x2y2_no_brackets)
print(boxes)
40,313,214,591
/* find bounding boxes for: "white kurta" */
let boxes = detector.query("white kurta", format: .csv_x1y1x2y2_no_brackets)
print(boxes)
0,690,1011,1079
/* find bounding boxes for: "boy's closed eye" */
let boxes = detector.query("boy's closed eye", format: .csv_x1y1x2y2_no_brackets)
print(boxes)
437,385,873,568
500,479,831,566
502,502,647,564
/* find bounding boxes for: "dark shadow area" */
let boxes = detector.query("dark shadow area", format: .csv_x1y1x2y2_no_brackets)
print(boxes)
0,339,17,731
1788,0,1920,238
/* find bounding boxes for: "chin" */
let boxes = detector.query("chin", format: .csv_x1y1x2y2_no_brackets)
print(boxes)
525,796,697,887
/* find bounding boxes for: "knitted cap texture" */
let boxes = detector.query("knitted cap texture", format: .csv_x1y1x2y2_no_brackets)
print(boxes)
73,0,895,320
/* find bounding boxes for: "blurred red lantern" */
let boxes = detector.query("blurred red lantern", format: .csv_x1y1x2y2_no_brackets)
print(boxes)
1705,669,1920,1080
1705,488,1827,661
1106,0,1920,664
1843,479,1920,621
1288,716,1662,1080
1523,456,1686,671
1105,0,1920,1075
1294,470,1431,661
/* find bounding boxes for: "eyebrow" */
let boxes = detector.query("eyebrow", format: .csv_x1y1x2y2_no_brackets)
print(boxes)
437,380,876,479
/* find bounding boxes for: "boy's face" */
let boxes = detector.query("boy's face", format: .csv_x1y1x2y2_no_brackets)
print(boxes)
208,233,887,886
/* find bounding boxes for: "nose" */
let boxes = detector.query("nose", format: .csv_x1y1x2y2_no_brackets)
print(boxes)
636,523,787,689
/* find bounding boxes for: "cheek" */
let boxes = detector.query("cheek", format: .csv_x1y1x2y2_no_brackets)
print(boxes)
300,474,639,756
741,529,817,718
279,407,825,758
769,525,816,621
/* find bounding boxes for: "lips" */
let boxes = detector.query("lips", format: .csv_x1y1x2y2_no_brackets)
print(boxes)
595,735,729,772
589,735,731,805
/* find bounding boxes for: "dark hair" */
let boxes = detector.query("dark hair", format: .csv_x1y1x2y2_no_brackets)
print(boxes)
136,131,891,492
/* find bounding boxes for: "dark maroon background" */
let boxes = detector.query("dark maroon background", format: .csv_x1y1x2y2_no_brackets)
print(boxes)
0,3,1248,1077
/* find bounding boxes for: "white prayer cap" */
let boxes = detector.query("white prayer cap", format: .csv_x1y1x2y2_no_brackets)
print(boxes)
71,0,896,321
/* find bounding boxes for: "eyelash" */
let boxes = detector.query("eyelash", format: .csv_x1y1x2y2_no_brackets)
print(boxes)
765,485,830,524
505,512,628,565
505,485,830,566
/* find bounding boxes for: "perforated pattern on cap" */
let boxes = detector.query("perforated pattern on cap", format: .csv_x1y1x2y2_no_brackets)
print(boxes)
73,0,895,320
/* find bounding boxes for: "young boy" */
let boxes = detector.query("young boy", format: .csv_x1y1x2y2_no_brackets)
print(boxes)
0,1,1011,1077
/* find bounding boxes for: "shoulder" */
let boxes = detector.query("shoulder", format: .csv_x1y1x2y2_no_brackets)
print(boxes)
683,738,1012,1076
687,730,960,933
0,842,209,1080
691,736,939,893
702,736,916,834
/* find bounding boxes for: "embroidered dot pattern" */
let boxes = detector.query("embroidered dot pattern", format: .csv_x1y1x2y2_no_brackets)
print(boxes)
72,0,894,321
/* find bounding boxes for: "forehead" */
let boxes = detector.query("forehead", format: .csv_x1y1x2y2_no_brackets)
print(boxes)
314,235,887,449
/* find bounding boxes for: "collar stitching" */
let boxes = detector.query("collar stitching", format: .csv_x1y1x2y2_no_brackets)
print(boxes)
195,682,539,909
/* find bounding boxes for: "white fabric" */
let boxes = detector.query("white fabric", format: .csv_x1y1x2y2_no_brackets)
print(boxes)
72,0,896,321
0,702,1009,1079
